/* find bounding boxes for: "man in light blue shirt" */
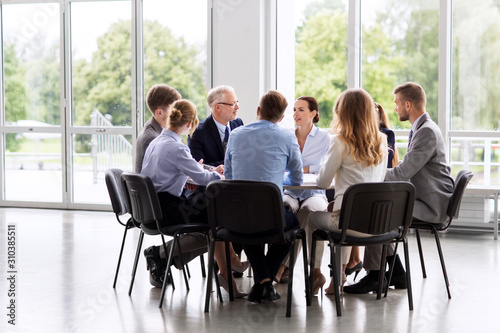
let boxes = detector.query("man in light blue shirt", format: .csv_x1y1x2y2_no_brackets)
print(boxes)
224,90,303,303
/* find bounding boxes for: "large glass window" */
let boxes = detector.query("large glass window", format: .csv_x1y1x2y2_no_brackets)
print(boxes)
71,1,132,127
361,0,439,129
294,0,348,128
143,0,208,122
452,1,500,131
4,133,62,202
450,0,500,186
70,1,133,205
2,3,63,203
0,1,210,208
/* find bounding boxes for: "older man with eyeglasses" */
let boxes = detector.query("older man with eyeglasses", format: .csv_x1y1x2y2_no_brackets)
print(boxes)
188,85,244,169
188,85,247,285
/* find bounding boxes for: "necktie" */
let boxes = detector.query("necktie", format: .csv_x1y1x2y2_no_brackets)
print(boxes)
223,126,230,152
407,129,413,149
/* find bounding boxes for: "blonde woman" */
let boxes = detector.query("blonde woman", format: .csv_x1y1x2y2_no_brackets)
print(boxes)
306,89,388,295
344,101,399,280
142,99,248,297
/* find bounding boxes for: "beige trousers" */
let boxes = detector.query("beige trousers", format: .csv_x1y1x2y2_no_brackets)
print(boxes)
283,195,328,268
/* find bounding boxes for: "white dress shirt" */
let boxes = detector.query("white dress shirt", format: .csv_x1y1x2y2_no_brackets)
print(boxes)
317,134,388,213
284,126,331,201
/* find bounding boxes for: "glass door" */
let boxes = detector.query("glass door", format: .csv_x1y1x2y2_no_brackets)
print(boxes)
1,2,64,205
68,0,133,207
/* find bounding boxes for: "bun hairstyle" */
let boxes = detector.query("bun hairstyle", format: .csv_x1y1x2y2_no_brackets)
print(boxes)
168,99,199,135
296,96,320,123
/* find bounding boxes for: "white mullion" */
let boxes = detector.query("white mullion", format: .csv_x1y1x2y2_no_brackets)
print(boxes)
347,0,361,89
64,0,73,207
439,0,452,160
0,3,5,204
132,0,142,161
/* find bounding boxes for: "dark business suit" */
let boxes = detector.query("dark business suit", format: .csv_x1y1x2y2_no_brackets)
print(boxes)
135,117,163,173
364,113,454,270
188,115,244,166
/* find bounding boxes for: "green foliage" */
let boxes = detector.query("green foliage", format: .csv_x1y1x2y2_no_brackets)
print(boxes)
3,43,27,124
71,19,206,127
362,22,407,128
72,20,132,126
3,43,27,152
295,8,348,128
143,20,206,121
296,0,440,130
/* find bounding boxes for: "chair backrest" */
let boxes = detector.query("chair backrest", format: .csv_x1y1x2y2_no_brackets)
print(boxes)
121,172,163,231
339,182,415,238
105,168,128,217
447,170,474,220
206,180,286,240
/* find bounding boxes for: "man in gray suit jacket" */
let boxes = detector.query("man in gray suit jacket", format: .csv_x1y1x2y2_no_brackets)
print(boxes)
134,84,181,173
345,82,454,294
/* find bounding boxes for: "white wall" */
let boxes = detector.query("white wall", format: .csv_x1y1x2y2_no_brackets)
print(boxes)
212,0,294,126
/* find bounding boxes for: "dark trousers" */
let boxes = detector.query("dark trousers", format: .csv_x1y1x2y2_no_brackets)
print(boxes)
157,187,208,227
243,206,299,284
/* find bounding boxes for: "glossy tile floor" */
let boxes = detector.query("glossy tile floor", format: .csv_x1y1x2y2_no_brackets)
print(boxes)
0,208,499,333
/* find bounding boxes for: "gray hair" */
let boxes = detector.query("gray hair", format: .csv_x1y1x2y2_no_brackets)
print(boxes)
207,85,235,109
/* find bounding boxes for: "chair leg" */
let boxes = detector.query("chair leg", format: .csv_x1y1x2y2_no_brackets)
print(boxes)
113,222,130,288
204,240,217,312
128,231,144,296
331,243,342,317
377,245,388,300
224,241,234,301
433,229,452,299
204,240,215,312
161,236,175,290
309,236,317,304
200,254,206,278
415,229,427,278
175,235,190,290
403,238,414,310
160,234,179,308
384,243,399,298
301,235,311,306
286,241,295,318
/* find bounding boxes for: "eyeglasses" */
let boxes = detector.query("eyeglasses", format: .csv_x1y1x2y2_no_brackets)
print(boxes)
217,101,239,107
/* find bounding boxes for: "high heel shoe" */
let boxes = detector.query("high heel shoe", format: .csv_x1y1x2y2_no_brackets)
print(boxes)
231,261,250,274
217,273,248,298
345,261,363,281
325,272,347,295
312,273,326,296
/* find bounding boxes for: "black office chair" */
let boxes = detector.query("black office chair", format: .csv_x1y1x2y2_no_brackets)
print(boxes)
120,172,213,308
311,181,416,316
411,170,473,299
105,168,137,288
204,180,311,318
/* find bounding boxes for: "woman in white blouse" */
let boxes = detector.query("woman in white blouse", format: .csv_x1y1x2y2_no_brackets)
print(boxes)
275,96,330,284
306,89,388,295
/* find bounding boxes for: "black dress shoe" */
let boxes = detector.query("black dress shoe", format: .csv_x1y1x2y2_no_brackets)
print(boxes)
386,272,407,289
260,281,281,302
343,275,387,294
144,246,168,288
247,283,263,303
